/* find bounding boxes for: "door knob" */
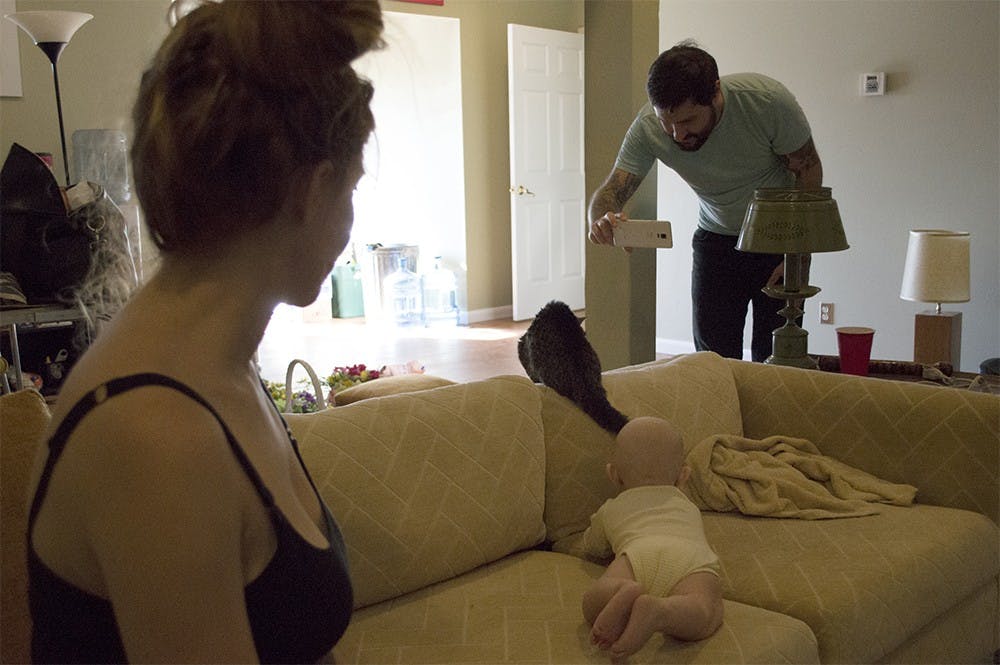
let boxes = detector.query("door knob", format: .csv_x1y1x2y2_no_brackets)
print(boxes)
509,185,535,196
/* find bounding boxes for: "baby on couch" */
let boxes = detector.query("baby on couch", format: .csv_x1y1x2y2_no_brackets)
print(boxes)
579,416,724,661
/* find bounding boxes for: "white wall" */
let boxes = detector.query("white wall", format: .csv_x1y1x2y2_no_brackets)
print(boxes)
655,0,999,372
352,12,468,316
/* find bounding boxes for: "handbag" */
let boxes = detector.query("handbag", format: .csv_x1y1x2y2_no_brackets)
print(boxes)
0,143,96,304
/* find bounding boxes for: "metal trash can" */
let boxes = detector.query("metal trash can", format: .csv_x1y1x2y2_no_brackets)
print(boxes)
360,244,419,324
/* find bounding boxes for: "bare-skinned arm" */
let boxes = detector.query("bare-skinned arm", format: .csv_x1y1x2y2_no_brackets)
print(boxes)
779,137,823,190
770,137,823,287
587,168,644,246
69,391,262,663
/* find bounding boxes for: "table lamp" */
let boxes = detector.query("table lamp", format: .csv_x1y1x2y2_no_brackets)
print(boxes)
736,187,849,369
899,229,969,366
4,10,93,187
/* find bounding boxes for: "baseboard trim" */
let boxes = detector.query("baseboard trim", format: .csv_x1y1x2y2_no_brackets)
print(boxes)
656,337,696,356
466,305,514,325
656,337,752,361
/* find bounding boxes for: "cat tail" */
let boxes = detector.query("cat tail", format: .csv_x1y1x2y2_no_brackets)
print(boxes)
579,393,629,435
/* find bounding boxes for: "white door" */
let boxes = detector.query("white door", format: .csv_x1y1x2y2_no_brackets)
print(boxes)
508,24,585,321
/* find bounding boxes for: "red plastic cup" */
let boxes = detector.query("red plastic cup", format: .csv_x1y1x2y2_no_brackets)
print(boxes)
836,327,875,376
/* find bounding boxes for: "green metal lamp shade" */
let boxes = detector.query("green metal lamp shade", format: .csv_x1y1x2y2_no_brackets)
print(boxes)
737,187,849,254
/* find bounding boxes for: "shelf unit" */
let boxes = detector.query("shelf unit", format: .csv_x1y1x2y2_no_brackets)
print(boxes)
1,304,88,393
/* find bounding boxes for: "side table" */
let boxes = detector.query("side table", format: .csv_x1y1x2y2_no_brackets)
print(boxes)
813,354,1000,395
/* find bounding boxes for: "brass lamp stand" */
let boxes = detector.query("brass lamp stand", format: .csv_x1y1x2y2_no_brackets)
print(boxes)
737,188,849,369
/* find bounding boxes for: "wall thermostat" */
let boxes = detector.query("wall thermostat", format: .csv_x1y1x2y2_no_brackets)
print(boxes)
861,72,886,96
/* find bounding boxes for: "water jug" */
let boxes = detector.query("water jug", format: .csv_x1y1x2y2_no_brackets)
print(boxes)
71,129,130,204
382,257,422,327
421,256,458,327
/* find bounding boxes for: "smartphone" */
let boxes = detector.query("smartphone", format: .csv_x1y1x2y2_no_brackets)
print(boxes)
612,220,673,248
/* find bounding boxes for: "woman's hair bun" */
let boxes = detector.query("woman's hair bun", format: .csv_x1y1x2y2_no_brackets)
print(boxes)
134,0,384,253
171,1,383,86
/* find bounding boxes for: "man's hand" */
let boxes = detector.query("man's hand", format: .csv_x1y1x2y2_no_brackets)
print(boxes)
766,254,812,311
588,168,644,251
588,211,626,246
766,261,784,289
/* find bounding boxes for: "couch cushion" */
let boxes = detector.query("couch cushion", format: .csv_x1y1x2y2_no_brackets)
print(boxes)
544,352,742,545
336,550,820,664
289,376,546,609
882,582,998,664
727,359,1000,523
703,504,1000,663
333,374,456,406
0,388,50,665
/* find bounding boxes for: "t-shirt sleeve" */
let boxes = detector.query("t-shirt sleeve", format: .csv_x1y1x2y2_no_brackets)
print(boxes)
767,81,813,155
613,111,658,177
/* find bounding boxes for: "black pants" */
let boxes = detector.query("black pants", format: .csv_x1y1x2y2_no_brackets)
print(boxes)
691,228,785,363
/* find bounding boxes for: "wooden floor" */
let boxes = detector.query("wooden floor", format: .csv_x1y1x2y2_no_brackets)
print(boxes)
256,312,531,385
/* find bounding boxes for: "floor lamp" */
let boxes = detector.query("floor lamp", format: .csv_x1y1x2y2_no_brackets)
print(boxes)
736,188,849,369
899,229,970,367
4,10,93,187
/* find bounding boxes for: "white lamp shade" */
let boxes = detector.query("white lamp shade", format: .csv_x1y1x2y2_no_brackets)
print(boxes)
899,229,970,304
4,11,92,44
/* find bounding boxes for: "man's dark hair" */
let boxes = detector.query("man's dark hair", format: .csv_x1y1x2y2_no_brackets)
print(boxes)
646,41,719,111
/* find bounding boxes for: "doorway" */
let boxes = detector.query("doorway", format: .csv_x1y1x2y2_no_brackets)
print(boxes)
259,12,468,379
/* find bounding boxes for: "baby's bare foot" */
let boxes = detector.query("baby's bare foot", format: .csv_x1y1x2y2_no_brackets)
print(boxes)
609,593,671,659
591,580,644,650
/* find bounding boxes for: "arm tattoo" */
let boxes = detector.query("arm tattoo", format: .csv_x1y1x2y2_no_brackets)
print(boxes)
779,137,823,188
588,169,644,223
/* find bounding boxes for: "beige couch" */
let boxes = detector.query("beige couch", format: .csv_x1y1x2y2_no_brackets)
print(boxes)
279,351,999,664
2,352,997,663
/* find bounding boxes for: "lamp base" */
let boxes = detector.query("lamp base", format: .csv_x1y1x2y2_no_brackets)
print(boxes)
765,323,819,369
914,311,961,366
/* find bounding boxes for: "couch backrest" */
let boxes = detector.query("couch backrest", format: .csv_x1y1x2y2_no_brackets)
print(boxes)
287,375,546,609
542,352,743,546
1,388,50,665
728,359,1000,523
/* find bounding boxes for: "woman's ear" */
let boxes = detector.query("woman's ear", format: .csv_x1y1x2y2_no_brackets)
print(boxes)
283,161,332,226
305,161,337,207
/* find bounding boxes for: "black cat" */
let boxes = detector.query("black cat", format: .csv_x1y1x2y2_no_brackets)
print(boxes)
518,300,629,434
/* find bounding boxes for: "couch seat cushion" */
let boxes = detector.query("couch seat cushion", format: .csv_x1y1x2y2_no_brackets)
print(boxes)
291,376,546,609
336,550,819,664
703,504,1000,663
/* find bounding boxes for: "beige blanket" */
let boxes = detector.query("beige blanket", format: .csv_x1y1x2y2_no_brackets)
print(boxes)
684,434,917,519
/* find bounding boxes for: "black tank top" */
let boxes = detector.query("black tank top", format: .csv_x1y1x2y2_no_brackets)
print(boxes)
27,373,353,663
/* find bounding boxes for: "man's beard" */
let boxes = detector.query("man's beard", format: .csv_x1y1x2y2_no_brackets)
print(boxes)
675,106,718,152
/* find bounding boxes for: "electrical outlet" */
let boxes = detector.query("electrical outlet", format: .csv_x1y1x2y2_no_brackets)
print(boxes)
820,302,835,325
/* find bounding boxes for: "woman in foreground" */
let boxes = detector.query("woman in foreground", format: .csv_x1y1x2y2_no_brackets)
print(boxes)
26,1,382,661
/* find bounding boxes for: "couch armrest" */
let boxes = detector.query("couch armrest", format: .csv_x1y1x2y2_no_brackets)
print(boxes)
727,359,999,523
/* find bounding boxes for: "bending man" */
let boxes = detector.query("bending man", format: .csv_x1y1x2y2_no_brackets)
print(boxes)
588,42,822,362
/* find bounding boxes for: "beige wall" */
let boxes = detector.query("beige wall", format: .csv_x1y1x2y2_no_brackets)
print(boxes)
1,0,583,316
0,1,167,181
654,0,999,372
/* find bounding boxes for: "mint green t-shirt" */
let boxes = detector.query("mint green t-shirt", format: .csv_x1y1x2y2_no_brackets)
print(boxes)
614,73,812,236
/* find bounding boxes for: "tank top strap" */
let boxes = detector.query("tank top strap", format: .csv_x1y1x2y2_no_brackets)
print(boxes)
258,379,327,507
28,373,277,531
